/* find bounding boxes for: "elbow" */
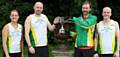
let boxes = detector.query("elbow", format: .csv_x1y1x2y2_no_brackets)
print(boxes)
48,26,55,31
49,28,54,31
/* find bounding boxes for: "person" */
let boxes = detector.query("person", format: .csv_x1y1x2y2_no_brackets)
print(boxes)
94,7,120,57
24,1,59,57
66,1,97,57
2,10,24,57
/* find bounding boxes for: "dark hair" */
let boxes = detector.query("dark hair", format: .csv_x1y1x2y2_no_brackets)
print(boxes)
10,9,19,15
82,0,91,8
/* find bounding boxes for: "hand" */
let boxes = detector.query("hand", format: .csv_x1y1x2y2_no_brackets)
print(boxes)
93,53,99,57
29,47,35,54
113,51,119,57
53,16,60,24
22,52,24,57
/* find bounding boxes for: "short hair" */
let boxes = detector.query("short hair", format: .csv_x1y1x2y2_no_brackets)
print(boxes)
34,1,43,8
103,7,112,12
82,0,91,8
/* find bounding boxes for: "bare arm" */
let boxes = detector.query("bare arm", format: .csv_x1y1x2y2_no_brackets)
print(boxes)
21,37,24,57
113,21,120,57
24,16,32,47
2,25,9,56
47,20,55,31
94,25,98,51
47,17,59,31
20,26,24,57
115,22,120,52
94,33,98,51
93,24,99,57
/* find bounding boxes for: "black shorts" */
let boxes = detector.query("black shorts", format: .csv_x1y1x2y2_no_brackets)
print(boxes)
28,46,49,57
99,54,113,57
3,52,21,57
74,47,94,57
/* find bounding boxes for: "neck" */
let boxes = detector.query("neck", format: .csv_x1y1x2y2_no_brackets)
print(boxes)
34,13,41,16
82,14,89,20
103,18,111,25
11,22,18,28
103,18,110,22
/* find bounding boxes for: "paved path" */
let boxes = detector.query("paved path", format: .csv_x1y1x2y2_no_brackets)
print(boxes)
52,50,74,57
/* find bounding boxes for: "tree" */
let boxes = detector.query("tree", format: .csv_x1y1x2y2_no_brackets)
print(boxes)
0,0,97,44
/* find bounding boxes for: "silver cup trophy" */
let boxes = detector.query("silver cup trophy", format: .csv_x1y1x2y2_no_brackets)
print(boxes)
59,17,65,34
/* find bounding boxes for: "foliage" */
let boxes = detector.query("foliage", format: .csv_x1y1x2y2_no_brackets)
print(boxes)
0,0,97,46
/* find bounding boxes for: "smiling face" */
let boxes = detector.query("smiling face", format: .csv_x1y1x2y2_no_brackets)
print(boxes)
10,10,19,23
34,2,43,15
102,7,112,20
82,3,91,15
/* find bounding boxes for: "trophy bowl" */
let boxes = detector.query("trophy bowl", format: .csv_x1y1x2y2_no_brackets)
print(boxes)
54,17,75,51
56,21,74,40
56,33,69,40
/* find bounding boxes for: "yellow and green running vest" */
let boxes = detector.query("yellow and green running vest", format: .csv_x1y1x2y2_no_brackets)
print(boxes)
29,14,48,47
97,20,117,54
7,23,22,53
72,14,97,47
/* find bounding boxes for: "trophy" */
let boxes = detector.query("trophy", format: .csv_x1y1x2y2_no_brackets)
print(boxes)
52,17,75,57
59,17,65,34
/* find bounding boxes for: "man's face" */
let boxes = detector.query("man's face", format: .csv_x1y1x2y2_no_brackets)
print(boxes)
34,2,43,15
102,7,112,20
82,4,91,15
10,11,19,22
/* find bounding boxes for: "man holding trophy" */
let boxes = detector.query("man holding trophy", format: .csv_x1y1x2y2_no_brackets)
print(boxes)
58,1,97,57
72,1,97,57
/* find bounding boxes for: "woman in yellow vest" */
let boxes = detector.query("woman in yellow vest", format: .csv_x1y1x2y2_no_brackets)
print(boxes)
2,10,24,57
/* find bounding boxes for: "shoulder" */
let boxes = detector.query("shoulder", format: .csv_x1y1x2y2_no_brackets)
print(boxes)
90,14,97,20
72,17,80,21
25,14,34,23
18,24,23,28
41,14,48,19
41,14,49,21
41,14,47,17
110,20,118,26
2,23,10,32
111,20,119,27
111,20,119,24
26,14,34,20
97,21,102,27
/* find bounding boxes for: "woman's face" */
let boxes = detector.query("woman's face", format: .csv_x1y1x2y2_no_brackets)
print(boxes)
10,11,19,23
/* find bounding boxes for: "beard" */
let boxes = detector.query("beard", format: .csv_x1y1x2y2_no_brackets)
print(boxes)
82,11,89,15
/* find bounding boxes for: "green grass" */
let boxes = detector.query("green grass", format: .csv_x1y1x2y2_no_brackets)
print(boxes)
24,46,28,57
0,46,3,57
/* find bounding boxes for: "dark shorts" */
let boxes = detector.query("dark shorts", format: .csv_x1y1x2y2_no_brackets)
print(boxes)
99,54,113,57
3,52,21,57
28,46,49,57
74,47,94,57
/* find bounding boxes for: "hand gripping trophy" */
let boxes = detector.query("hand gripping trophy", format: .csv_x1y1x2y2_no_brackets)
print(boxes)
55,16,76,51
